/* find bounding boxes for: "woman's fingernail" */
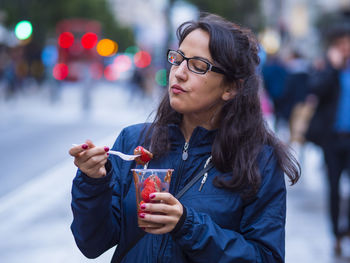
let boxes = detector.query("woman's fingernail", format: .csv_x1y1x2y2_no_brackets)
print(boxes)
107,153,109,156
142,227,146,230
150,194,156,199
82,144,88,149
139,213,145,218
140,204,146,210
104,146,109,152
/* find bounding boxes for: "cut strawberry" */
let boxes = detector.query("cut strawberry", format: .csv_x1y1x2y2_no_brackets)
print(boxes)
134,146,153,165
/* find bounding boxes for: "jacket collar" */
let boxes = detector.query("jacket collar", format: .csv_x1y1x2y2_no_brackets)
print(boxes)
168,123,217,148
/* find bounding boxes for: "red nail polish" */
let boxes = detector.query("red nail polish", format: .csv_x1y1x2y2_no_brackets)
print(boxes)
140,204,146,210
150,194,156,199
82,144,88,149
142,227,146,230
107,153,109,156
104,146,109,152
139,213,145,218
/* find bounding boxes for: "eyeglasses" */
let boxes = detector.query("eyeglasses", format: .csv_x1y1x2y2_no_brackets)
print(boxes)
167,49,225,75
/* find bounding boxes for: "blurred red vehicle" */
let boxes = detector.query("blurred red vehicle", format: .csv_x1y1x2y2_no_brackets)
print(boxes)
55,19,103,81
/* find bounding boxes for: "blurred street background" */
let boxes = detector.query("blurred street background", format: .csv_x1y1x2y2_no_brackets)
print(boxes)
1,0,350,262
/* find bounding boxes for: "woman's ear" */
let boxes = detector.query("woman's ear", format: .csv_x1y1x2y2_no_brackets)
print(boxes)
221,85,237,101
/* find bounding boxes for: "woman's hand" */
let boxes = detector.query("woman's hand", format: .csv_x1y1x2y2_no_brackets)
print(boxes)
138,193,183,234
69,140,109,178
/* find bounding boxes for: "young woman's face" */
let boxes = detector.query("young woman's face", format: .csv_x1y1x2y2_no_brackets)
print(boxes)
168,29,231,117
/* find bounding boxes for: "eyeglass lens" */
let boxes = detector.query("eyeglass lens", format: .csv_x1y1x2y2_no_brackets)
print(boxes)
168,51,208,74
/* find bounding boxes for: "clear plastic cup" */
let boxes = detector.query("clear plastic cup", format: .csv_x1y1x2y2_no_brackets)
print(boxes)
132,169,173,214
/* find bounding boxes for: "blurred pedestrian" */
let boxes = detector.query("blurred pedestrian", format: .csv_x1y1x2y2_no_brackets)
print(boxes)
262,53,289,131
305,27,350,255
284,50,310,127
284,50,311,153
69,13,300,262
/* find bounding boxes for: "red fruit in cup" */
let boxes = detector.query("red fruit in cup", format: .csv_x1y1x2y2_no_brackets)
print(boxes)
141,185,155,202
143,175,161,190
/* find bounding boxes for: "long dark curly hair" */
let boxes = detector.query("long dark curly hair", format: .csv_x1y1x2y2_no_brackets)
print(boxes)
144,13,300,198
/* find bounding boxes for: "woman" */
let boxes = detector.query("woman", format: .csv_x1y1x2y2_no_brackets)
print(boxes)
69,13,300,263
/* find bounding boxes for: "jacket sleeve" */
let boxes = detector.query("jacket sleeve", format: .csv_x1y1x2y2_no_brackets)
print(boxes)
70,129,126,259
171,149,286,263
308,62,339,99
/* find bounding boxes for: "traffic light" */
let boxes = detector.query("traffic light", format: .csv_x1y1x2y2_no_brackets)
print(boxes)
15,20,33,40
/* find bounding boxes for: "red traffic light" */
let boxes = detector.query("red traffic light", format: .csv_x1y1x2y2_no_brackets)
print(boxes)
58,32,74,48
81,32,98,49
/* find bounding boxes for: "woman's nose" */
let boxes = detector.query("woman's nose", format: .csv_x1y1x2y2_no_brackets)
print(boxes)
174,60,189,80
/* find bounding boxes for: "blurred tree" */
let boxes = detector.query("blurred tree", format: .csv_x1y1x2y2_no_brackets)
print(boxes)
184,0,264,32
0,0,134,50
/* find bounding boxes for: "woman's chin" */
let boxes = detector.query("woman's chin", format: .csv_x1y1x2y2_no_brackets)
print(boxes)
170,100,182,112
170,106,184,114
170,103,187,115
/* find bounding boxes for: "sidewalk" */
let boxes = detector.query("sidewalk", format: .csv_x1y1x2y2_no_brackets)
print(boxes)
286,143,350,263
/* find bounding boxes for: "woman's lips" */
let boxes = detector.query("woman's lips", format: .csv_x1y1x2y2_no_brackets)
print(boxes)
171,84,186,94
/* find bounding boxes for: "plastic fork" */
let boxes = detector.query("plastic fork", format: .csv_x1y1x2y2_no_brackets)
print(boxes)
72,144,140,161
108,150,140,161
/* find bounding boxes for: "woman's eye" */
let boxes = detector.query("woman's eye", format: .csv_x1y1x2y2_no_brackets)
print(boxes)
191,60,207,71
172,55,183,65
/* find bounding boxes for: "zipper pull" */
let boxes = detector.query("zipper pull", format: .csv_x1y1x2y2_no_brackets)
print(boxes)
199,172,208,191
199,156,212,191
182,142,189,160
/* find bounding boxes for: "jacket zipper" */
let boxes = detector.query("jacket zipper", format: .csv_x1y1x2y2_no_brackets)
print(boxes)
157,141,189,262
174,141,189,194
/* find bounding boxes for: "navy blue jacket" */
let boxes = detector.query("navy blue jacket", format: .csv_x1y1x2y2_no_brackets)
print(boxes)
306,62,342,146
71,123,286,262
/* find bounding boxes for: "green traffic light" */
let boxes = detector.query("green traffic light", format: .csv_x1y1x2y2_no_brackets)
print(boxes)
15,20,33,40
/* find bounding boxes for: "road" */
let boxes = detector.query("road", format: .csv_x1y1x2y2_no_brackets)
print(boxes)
0,119,118,196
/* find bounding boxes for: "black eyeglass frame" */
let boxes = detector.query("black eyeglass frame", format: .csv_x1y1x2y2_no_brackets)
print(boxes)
167,49,225,75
